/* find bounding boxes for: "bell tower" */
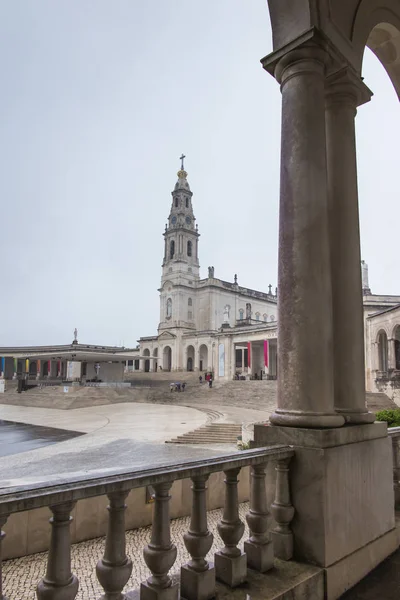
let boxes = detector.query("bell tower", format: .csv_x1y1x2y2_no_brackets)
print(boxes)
162,155,200,284
159,156,200,332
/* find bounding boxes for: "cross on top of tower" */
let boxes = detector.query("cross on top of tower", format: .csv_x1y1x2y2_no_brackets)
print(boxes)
180,154,186,170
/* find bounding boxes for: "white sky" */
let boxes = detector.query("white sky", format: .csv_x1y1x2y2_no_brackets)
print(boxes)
0,1,398,347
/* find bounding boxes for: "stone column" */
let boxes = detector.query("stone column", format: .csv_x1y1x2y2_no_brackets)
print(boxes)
325,68,374,424
268,45,344,428
139,359,145,372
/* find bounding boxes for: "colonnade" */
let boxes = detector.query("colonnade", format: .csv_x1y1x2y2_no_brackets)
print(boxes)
263,34,374,427
0,357,64,380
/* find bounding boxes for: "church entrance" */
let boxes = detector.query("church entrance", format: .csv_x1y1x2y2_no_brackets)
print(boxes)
143,349,150,372
163,346,172,371
186,345,195,371
199,344,208,372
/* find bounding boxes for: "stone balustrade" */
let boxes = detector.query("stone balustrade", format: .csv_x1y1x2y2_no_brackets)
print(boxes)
0,446,294,599
388,427,400,509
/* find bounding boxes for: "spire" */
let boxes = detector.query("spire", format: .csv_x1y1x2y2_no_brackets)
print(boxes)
175,153,190,191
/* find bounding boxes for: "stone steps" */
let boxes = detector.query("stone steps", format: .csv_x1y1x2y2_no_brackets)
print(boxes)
166,423,242,444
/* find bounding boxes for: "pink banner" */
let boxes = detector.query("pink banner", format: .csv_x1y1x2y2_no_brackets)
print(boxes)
247,342,251,368
264,340,269,367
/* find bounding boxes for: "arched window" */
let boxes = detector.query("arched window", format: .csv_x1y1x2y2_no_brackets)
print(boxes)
188,298,192,306
239,309,244,320
187,240,192,257
170,240,175,259
175,198,178,207
166,298,172,318
185,197,189,208
270,315,275,322
256,312,260,321
263,314,268,322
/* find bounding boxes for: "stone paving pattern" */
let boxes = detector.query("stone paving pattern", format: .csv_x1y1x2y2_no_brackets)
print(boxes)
3,502,250,600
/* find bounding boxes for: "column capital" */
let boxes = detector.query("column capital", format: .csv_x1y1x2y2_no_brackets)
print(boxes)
326,67,373,109
274,44,329,86
261,27,356,84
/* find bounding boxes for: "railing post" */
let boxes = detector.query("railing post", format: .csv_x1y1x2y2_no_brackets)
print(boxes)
141,481,178,600
391,435,400,509
36,502,79,600
270,457,295,560
181,475,215,600
0,514,8,600
215,467,246,587
96,491,133,600
244,462,273,572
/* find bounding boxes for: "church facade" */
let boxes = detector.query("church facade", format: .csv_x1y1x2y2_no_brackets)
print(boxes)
134,162,279,380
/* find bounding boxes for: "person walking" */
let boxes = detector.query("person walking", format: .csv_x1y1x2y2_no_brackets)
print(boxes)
208,375,213,389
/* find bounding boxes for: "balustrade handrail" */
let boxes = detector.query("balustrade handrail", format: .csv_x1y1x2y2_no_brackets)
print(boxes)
0,445,293,516
388,427,400,437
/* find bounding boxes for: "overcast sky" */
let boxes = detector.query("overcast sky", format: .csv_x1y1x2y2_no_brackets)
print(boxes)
0,1,398,347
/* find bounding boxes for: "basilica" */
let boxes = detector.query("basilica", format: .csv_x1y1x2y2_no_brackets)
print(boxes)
130,160,280,380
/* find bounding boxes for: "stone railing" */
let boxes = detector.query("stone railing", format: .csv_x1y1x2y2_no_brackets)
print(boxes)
389,427,400,509
0,446,294,599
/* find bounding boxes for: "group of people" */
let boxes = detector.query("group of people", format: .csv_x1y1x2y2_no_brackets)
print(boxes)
169,382,186,392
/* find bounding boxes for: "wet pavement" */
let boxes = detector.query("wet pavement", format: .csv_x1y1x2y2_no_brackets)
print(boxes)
0,419,83,458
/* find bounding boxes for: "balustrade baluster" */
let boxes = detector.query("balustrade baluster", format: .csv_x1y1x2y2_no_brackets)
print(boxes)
244,462,273,572
270,457,295,560
181,475,215,600
96,491,132,600
215,467,246,587
141,481,178,600
391,436,400,509
0,514,8,600
36,502,79,600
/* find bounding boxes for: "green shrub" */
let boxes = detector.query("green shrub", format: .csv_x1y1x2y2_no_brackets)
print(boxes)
375,409,400,428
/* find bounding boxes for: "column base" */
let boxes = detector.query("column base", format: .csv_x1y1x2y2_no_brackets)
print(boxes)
140,581,179,600
180,564,215,600
270,409,345,428
215,551,247,587
253,422,397,595
244,539,274,572
335,408,375,424
37,575,79,600
271,530,293,561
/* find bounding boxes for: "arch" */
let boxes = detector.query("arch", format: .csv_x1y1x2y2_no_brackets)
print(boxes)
29,361,37,378
186,345,195,371
199,344,208,372
394,325,400,370
352,0,400,98
143,348,150,373
153,347,158,371
187,240,192,257
170,240,175,259
42,361,49,377
377,329,389,372
163,346,172,371
166,297,172,318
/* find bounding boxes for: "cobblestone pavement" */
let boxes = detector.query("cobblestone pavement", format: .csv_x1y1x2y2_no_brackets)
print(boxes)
3,502,250,600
